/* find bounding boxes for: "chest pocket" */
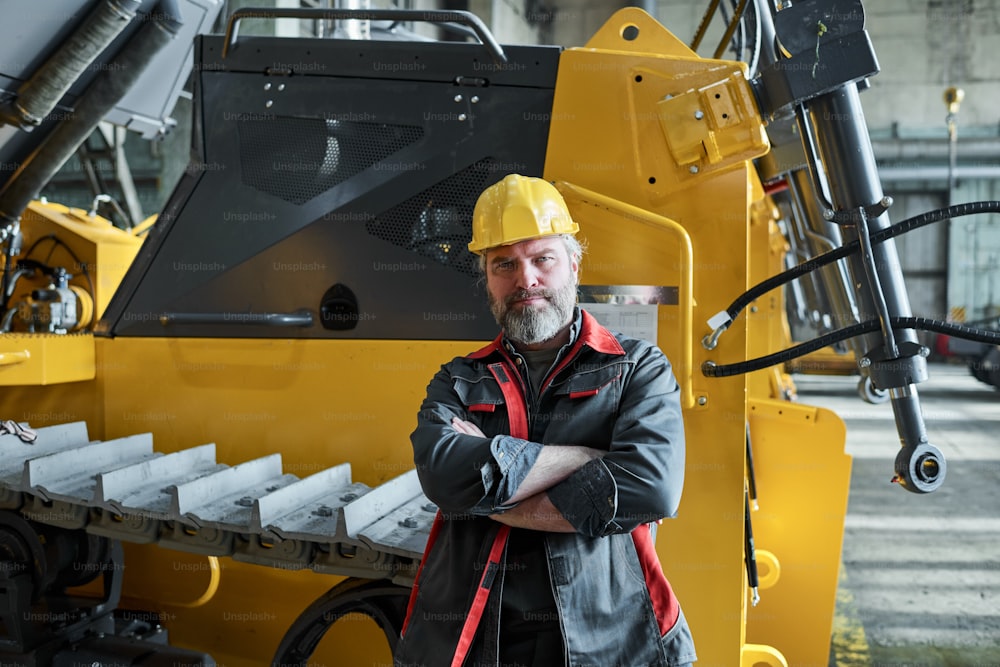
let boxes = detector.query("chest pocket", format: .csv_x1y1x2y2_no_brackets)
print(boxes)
452,370,510,435
549,362,624,401
544,362,626,448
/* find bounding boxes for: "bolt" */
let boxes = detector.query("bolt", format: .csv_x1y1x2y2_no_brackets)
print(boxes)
264,82,272,90
340,492,358,502
881,196,894,208
399,517,419,528
454,94,463,102
471,95,480,103
422,503,437,512
236,496,253,507
689,165,700,174
312,505,333,517
277,83,285,91
458,113,467,121
823,209,836,220
697,396,708,406
694,110,704,120
859,357,871,368
919,346,930,358
265,100,273,108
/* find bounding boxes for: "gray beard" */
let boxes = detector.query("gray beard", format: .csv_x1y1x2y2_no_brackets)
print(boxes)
489,282,577,346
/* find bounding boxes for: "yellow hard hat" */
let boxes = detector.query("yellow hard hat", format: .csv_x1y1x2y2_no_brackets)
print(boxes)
468,174,579,254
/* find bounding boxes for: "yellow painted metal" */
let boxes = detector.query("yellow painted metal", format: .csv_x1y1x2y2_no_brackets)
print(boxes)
556,180,695,409
0,201,140,385
745,398,852,666
0,9,855,667
91,336,464,664
747,178,798,401
742,642,789,667
544,8,849,666
17,201,142,319
0,333,95,384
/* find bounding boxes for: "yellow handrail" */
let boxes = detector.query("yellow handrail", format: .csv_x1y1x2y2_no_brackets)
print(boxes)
556,181,695,409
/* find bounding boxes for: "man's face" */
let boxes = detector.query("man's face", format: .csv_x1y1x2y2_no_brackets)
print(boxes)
484,237,579,346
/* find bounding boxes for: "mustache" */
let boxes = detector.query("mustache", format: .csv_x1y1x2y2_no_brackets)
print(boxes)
505,289,554,306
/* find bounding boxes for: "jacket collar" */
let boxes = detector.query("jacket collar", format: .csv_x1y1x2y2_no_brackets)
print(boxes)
468,307,625,359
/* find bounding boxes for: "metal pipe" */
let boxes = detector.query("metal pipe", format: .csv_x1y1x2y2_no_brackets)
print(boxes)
788,168,861,334
0,0,142,129
878,164,1000,182
805,84,941,491
871,137,1000,161
0,7,182,226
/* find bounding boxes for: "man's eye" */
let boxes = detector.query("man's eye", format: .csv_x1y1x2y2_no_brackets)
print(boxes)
497,261,514,271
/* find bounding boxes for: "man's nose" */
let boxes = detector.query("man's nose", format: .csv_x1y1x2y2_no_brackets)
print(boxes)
514,263,540,289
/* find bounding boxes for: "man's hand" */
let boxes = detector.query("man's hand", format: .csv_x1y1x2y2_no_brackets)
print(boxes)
449,416,604,505
450,416,486,437
489,492,576,532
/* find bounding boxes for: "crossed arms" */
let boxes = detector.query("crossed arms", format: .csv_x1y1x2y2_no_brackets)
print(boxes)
410,345,686,538
450,415,602,531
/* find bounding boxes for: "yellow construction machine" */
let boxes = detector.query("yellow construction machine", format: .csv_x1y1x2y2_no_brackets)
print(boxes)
3,1,999,666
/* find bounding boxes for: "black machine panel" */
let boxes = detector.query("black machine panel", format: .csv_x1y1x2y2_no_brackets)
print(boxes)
103,33,561,339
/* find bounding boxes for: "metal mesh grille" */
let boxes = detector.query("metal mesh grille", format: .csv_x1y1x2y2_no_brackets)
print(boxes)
238,116,424,205
366,159,502,276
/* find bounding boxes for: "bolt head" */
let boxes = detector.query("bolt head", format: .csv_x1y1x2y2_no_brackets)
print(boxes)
697,395,708,406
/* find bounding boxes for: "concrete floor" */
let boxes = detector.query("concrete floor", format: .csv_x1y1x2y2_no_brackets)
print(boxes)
792,362,1000,667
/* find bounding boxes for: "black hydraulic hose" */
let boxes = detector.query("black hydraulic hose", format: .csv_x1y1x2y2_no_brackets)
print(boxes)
719,201,1000,329
703,316,1000,377
0,0,141,128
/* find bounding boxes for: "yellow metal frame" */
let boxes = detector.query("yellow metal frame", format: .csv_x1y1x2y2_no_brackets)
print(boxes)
0,8,853,667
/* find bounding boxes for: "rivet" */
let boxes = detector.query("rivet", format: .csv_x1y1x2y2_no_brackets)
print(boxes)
694,110,704,120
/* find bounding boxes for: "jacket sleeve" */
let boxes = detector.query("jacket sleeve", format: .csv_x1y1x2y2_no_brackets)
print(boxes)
410,363,543,515
546,343,685,537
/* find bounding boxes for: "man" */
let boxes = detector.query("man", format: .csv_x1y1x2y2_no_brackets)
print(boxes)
394,174,695,667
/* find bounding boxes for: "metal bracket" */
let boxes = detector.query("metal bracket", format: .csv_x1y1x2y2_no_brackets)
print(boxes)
657,71,769,176
822,197,892,226
860,340,930,390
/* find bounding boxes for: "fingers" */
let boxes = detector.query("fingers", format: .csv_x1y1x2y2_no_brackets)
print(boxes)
451,416,486,437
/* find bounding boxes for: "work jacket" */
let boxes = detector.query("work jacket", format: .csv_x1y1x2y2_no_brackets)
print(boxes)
394,309,696,667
